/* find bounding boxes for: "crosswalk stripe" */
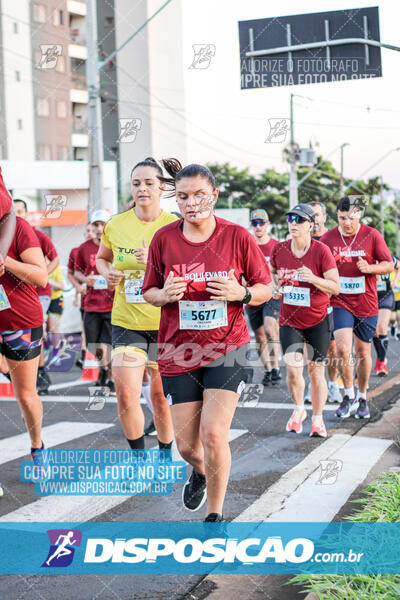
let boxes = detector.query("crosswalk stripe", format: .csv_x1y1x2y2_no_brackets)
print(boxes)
0,422,114,466
0,427,248,522
235,434,393,522
265,435,392,522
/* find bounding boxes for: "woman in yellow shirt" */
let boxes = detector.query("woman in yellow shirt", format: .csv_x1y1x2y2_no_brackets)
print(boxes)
97,157,177,450
48,264,64,334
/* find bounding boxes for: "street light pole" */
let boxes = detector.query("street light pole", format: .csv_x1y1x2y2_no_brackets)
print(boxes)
340,143,349,195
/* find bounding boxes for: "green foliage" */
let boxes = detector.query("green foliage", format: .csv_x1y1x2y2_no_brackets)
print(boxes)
290,472,400,599
205,158,397,252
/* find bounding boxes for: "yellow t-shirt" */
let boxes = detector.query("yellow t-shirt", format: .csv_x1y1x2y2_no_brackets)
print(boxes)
49,265,64,300
390,271,400,301
101,209,178,330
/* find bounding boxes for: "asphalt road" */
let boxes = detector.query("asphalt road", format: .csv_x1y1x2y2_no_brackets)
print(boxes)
0,334,399,599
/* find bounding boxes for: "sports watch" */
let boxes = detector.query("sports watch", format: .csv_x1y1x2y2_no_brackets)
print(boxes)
240,286,252,304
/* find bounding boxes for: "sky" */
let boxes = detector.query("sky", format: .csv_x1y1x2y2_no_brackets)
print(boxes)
170,0,400,193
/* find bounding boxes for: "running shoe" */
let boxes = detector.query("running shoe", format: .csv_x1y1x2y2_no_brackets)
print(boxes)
144,420,155,435
310,417,327,438
355,399,370,419
106,379,116,395
95,368,108,387
327,382,342,404
377,362,388,377
31,443,48,480
304,382,311,404
286,407,307,434
373,358,381,373
36,369,50,393
261,371,272,386
204,513,224,522
390,325,396,338
271,368,282,384
0,482,3,497
182,469,207,512
336,395,359,418
397,332,400,342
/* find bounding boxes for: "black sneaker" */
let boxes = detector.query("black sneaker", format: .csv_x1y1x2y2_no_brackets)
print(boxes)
261,371,272,386
271,368,282,384
144,420,155,436
37,370,49,393
106,380,116,395
182,469,207,512
336,395,359,419
204,513,224,522
96,368,108,387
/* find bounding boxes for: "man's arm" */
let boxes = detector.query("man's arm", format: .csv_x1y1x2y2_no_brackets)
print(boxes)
47,255,59,275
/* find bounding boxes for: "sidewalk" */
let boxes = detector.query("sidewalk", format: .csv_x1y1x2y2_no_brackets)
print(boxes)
184,396,400,600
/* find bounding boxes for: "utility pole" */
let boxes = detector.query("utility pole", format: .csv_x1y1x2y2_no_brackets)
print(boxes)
395,191,400,257
86,0,104,215
289,93,298,208
379,176,384,237
340,143,349,195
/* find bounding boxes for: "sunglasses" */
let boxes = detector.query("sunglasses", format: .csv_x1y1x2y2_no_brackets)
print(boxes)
251,220,266,227
287,214,310,224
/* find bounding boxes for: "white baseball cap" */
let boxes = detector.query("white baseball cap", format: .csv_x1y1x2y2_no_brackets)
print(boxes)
90,209,110,224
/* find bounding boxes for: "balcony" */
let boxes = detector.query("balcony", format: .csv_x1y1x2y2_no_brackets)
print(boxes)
68,36,87,61
72,116,88,134
71,72,86,89
67,0,86,16
72,116,88,146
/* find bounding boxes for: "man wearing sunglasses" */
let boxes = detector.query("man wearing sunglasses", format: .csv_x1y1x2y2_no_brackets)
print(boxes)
320,196,393,420
247,209,281,386
306,201,342,405
270,204,340,437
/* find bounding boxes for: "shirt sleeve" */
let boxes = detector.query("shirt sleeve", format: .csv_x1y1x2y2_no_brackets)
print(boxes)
74,245,85,274
373,230,392,263
242,230,271,286
0,167,12,219
269,243,279,271
101,221,112,249
142,234,164,292
68,248,77,271
17,220,42,254
319,242,337,274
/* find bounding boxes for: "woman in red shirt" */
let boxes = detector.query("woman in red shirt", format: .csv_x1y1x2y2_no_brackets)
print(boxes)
143,159,271,522
269,204,339,438
0,217,48,475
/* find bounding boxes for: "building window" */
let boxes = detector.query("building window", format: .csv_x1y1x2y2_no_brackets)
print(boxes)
33,4,46,23
17,119,23,130
57,146,69,160
37,98,50,117
15,71,20,82
55,55,65,72
56,100,67,118
53,9,63,26
13,22,18,34
38,145,52,160
105,16,114,27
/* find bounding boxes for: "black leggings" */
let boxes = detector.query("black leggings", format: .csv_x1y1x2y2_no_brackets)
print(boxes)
280,314,331,363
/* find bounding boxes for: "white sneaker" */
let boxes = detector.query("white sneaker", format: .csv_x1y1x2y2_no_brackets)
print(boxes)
304,381,311,404
328,382,342,403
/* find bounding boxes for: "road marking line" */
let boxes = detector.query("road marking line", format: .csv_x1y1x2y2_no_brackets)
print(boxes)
0,422,114,466
265,436,392,522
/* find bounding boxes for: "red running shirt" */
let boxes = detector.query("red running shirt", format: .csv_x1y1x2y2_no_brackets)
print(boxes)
270,239,337,329
34,229,57,298
320,224,392,317
68,246,84,310
142,217,271,375
0,167,12,218
75,239,114,313
0,217,43,331
258,238,279,263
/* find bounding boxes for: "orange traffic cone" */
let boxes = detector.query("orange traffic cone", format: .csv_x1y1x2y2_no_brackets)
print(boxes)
80,349,100,382
0,373,14,397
